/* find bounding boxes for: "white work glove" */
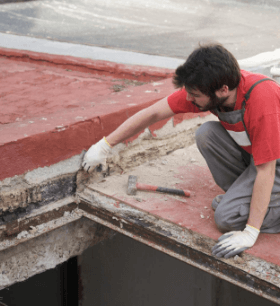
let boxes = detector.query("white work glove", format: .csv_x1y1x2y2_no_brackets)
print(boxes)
212,225,259,258
82,137,112,173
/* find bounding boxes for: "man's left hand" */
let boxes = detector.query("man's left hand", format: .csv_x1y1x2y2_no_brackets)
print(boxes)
212,225,259,258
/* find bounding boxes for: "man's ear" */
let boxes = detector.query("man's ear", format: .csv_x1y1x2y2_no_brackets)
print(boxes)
215,85,229,97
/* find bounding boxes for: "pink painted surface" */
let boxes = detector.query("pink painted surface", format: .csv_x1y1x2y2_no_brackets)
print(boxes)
0,48,205,180
2,48,279,269
106,164,280,267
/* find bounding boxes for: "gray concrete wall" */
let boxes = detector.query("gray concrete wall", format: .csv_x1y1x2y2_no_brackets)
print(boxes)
78,233,277,306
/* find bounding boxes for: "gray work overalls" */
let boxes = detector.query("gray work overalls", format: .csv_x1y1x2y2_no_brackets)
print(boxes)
195,79,280,233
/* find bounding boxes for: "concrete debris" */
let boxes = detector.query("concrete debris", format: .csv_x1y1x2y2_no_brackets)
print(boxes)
0,152,85,221
234,255,245,264
107,115,215,172
29,226,37,234
17,231,28,240
64,211,70,217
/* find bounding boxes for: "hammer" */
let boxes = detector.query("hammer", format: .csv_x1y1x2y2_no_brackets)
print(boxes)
127,175,191,197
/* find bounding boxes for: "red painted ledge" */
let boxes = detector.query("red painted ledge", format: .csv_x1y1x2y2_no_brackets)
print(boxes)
0,49,208,180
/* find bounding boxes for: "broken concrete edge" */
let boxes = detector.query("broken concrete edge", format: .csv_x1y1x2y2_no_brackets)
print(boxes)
0,99,160,181
0,44,278,181
0,48,179,181
1,186,279,303
1,112,279,303
0,53,211,182
0,94,165,181
77,189,280,305
0,47,174,81
0,107,210,182
0,204,115,290
0,114,212,222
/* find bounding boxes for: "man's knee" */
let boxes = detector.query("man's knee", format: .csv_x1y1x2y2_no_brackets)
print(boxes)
214,207,232,233
195,121,221,149
214,204,247,233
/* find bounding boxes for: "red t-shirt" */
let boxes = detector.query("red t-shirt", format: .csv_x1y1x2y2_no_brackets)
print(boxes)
167,70,280,165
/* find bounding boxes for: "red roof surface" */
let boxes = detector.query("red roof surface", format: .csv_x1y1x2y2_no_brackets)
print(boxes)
1,47,279,269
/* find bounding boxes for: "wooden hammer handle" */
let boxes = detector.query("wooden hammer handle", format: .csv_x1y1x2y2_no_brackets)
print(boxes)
136,183,190,197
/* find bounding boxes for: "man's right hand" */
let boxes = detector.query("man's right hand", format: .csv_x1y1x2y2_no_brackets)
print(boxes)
82,137,112,173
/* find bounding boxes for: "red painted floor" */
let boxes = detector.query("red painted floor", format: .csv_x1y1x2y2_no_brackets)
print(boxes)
1,47,279,269
94,163,280,268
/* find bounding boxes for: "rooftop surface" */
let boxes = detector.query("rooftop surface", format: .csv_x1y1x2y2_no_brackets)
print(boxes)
1,33,280,303
1,0,280,302
0,47,177,180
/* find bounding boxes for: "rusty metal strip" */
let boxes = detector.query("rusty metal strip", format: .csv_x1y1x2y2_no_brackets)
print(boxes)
77,190,280,305
2,197,78,239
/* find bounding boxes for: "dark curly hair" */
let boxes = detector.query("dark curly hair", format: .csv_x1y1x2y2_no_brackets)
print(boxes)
173,43,241,97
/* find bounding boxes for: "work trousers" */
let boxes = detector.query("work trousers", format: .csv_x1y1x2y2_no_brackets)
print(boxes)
196,121,280,233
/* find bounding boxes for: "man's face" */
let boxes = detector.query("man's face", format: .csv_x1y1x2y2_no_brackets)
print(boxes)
186,88,228,111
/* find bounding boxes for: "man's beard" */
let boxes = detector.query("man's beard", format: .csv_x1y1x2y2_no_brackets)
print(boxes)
200,95,229,112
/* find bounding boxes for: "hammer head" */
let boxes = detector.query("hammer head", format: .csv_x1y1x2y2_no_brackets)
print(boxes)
127,175,138,195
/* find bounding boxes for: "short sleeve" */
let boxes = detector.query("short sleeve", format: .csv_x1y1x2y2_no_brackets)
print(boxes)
167,88,201,114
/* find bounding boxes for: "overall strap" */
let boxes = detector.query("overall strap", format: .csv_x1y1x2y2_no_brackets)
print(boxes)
242,78,273,107
241,78,275,142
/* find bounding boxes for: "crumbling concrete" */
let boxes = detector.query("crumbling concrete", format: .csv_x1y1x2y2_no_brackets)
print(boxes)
0,106,279,305
0,111,213,290
2,107,280,305
1,47,280,304
0,212,114,290
109,115,214,172
0,153,85,224
77,114,215,191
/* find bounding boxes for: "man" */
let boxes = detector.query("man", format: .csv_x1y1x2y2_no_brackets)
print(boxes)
82,43,280,259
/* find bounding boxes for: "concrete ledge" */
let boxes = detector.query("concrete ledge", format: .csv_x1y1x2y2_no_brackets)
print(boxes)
0,47,211,182
0,33,185,69
0,153,85,224
77,189,280,305
1,39,280,303
0,47,175,181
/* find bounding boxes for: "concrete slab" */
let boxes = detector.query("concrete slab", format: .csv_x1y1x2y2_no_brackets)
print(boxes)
1,36,280,303
0,33,185,69
84,147,280,268
78,185,280,305
0,48,181,180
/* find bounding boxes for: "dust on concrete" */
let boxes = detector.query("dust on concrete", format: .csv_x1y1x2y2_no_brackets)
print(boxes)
89,143,207,201
80,114,217,200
